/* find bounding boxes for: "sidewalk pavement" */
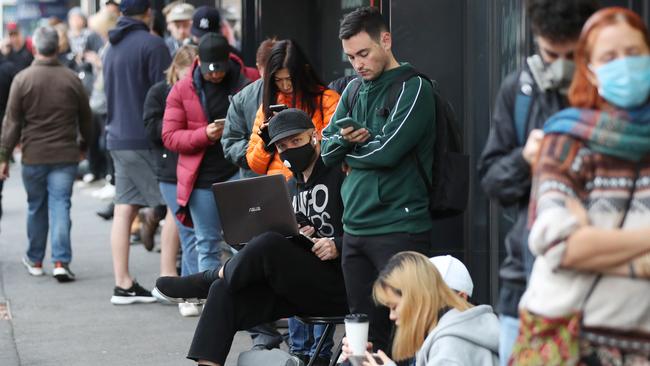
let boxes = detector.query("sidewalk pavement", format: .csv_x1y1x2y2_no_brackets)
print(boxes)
0,162,251,366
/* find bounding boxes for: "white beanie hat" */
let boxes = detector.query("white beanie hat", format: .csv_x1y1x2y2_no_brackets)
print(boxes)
429,255,474,297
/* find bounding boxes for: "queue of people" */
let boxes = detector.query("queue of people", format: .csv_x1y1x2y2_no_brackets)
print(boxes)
0,0,649,365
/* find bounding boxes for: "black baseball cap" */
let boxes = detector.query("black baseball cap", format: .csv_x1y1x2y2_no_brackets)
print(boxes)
198,33,229,75
119,0,149,16
191,6,221,38
268,109,315,145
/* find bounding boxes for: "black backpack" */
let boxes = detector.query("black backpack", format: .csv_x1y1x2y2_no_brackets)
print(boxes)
345,69,469,219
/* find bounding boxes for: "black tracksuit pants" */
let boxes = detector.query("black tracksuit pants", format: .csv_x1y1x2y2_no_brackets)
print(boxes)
342,231,430,354
187,232,348,364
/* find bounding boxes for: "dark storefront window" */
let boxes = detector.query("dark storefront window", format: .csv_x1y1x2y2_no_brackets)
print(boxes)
487,0,529,306
241,0,376,84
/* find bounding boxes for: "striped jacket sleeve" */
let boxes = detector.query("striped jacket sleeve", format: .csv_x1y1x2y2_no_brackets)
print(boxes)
345,76,434,169
320,82,354,167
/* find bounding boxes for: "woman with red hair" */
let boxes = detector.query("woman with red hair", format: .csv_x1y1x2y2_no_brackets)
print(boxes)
510,7,650,366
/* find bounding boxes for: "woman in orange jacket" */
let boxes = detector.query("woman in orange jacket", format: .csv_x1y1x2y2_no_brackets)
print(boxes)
246,39,340,178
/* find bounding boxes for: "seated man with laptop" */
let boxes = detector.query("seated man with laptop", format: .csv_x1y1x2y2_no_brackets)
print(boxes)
154,109,348,366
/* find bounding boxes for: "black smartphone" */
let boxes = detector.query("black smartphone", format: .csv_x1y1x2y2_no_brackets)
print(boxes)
290,234,315,251
370,354,384,364
269,104,288,113
335,116,365,130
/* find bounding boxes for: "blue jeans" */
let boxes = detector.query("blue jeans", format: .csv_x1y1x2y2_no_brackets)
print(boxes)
159,182,198,275
288,317,333,358
187,173,238,272
499,314,520,366
21,163,77,264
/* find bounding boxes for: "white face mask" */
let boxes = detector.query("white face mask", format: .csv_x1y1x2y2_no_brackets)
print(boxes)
527,54,576,95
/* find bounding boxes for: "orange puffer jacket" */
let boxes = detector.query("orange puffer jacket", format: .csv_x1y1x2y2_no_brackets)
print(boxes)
246,89,340,178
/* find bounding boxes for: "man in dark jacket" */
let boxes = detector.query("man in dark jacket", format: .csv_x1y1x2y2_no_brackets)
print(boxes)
0,22,33,71
103,0,172,305
0,26,91,282
477,0,599,363
156,109,347,366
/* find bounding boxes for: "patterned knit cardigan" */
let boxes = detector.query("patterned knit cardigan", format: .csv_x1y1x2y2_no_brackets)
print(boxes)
520,133,650,334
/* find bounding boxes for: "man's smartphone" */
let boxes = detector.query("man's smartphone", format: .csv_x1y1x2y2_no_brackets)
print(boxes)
213,118,226,127
290,234,315,251
269,104,288,113
335,116,365,131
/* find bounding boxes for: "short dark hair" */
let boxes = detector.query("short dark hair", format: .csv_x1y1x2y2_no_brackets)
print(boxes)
255,37,277,68
527,0,600,43
339,6,388,41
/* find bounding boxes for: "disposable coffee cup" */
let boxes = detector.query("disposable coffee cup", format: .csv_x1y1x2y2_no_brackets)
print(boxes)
344,313,369,356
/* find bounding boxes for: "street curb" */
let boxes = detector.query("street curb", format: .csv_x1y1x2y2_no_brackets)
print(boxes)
0,262,21,366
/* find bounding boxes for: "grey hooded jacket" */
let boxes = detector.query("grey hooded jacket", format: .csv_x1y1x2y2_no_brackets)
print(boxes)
222,78,264,178
415,305,500,366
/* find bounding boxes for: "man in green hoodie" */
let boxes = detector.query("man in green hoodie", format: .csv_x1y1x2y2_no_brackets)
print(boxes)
320,6,435,355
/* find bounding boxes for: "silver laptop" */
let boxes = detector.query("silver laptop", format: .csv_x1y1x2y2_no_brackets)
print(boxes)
212,174,312,249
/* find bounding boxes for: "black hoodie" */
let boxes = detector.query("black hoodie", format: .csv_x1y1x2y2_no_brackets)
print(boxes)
103,16,171,150
292,157,345,254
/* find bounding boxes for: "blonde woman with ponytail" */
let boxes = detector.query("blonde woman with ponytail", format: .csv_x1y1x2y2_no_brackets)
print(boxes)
342,252,500,366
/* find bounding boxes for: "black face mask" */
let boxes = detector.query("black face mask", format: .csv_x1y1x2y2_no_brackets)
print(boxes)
279,142,315,174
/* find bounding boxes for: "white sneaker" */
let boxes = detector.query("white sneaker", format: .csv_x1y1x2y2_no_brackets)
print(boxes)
178,302,202,317
151,287,174,305
82,173,96,183
22,257,44,276
93,184,116,200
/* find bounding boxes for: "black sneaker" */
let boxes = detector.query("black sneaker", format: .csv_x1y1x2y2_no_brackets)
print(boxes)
290,353,310,365
96,202,114,220
152,272,211,304
110,281,157,305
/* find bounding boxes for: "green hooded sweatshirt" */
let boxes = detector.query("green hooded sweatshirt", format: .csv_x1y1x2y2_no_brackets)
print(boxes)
321,63,435,236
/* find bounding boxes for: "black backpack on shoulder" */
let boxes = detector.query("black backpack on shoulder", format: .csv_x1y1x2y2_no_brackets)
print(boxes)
345,69,469,219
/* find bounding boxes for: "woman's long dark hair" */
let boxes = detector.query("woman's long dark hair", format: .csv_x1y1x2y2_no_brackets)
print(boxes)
262,39,326,120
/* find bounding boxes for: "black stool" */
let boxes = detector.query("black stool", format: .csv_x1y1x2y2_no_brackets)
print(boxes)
295,315,346,366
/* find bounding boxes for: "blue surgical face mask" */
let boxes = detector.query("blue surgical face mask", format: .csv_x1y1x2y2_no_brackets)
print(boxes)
593,55,650,109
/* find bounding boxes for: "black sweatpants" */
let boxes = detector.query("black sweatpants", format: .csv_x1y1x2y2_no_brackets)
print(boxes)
187,232,348,364
342,231,430,354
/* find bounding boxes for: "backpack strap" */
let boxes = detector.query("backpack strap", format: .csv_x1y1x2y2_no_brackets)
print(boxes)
514,70,534,146
396,69,438,194
345,77,363,117
381,69,433,118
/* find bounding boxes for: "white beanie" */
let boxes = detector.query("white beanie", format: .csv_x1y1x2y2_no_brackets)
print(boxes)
429,255,474,297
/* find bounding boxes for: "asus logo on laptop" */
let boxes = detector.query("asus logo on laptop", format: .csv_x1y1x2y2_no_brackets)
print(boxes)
249,206,262,213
